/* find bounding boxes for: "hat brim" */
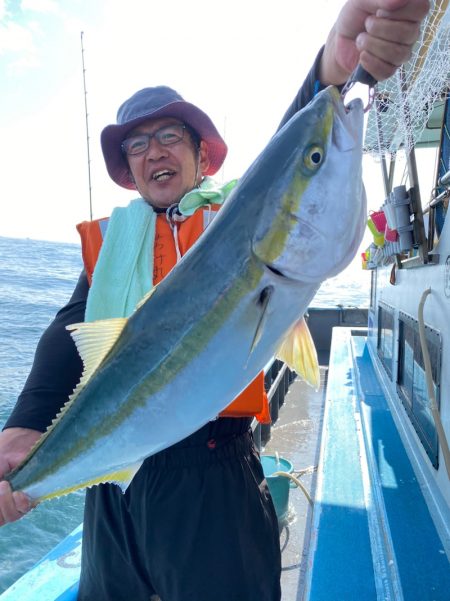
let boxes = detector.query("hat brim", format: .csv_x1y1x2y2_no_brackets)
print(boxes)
101,100,227,190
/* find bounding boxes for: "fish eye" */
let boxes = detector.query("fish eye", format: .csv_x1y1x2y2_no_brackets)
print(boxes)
304,146,324,170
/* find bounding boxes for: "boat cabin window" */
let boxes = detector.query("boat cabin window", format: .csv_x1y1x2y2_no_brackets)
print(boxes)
397,312,441,469
377,302,395,378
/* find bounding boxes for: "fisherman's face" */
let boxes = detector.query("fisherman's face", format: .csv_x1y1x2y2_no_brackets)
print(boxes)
124,117,210,209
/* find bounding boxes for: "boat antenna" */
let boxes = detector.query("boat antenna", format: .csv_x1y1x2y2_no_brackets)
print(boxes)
80,31,93,220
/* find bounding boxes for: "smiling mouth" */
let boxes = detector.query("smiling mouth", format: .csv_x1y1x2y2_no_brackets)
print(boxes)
152,169,176,182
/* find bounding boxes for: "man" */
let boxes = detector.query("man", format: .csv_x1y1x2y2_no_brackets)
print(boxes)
0,1,429,600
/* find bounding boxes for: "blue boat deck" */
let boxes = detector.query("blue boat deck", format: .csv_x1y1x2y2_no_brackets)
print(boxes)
305,328,449,600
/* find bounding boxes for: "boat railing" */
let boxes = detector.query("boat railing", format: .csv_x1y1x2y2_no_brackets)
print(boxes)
252,359,296,451
426,167,450,211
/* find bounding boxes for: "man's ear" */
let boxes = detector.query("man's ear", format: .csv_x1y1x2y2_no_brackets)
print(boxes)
199,140,210,175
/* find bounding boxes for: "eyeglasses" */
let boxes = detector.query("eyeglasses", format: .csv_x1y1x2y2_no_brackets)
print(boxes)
121,123,187,156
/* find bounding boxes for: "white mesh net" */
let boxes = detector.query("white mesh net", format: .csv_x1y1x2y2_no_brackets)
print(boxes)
364,0,450,157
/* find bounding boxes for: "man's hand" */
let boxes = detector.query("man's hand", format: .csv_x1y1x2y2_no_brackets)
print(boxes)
321,0,430,85
0,427,42,525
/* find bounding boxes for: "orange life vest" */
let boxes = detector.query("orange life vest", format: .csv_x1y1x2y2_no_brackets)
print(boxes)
76,206,271,423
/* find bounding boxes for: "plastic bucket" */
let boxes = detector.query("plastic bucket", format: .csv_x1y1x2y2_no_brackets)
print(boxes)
367,218,379,236
374,231,385,247
381,202,397,229
367,219,385,246
385,226,398,242
261,455,294,523
369,210,387,233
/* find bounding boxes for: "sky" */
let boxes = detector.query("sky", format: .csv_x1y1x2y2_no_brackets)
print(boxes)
0,0,437,249
0,0,350,243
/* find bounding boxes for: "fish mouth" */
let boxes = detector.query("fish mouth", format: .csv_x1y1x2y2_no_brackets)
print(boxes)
265,263,287,278
330,91,364,152
263,261,311,285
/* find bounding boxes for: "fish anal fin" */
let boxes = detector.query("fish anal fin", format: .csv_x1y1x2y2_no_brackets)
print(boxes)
276,317,320,390
113,461,144,492
37,461,144,503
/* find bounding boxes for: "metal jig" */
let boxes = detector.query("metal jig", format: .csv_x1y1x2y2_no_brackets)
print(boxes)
341,65,377,113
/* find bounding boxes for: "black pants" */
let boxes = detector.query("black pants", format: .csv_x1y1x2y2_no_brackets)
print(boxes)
78,425,281,601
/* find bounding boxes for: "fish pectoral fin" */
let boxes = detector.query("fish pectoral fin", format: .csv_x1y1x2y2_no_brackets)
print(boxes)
66,317,128,380
249,285,274,357
276,317,320,390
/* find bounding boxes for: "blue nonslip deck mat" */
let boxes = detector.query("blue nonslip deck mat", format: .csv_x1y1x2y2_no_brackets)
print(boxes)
306,329,449,601
353,335,450,601
306,330,377,600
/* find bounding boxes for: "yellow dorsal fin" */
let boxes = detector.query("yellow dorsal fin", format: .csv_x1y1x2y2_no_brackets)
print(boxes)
66,317,128,380
10,318,129,456
47,318,128,425
276,317,320,390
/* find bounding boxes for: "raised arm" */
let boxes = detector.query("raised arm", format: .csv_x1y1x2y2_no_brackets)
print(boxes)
278,0,429,130
320,0,430,85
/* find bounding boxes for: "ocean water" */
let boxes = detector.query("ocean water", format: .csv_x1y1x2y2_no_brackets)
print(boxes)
0,235,370,593
0,237,85,593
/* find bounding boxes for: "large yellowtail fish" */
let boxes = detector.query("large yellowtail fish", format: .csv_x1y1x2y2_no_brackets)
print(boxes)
5,86,366,502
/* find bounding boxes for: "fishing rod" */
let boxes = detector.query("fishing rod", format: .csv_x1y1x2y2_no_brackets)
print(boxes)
80,31,93,221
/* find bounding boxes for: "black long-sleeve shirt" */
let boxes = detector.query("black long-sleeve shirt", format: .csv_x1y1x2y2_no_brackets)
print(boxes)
5,48,328,435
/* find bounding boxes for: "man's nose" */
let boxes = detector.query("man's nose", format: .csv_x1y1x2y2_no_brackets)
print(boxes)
144,138,169,160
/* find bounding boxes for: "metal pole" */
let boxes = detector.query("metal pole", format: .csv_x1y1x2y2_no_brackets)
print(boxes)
80,31,93,221
398,66,428,263
374,94,390,197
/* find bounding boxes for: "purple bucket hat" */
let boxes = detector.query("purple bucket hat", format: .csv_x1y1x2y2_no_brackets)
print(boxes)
101,86,228,190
